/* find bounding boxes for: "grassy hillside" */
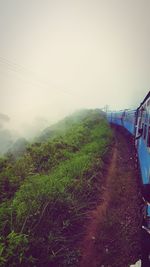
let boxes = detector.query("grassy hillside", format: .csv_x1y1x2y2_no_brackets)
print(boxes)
0,109,113,267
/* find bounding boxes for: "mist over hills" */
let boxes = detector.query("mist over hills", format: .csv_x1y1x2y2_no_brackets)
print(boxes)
0,109,105,157
0,113,14,154
0,129,13,154
0,113,48,156
0,113,28,156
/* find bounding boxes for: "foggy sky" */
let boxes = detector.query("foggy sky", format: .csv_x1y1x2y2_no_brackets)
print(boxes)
0,0,150,136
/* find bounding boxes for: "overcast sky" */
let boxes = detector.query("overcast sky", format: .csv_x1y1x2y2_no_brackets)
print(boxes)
0,0,150,135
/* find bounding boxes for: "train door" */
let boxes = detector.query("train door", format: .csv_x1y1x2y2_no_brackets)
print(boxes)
135,107,145,148
147,100,150,151
146,100,150,186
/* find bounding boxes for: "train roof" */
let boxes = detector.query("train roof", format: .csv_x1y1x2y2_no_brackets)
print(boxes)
107,109,136,113
138,91,150,109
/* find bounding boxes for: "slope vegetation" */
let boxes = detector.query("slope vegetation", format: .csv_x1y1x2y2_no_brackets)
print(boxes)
0,110,113,266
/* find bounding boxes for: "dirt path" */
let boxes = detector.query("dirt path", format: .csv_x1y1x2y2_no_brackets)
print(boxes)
79,146,117,267
78,126,142,267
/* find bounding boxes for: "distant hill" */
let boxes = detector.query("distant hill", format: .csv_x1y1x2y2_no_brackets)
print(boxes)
38,109,105,142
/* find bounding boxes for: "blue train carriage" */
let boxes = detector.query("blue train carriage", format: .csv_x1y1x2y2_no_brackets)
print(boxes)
107,109,136,135
135,91,150,234
107,110,124,126
135,91,150,187
122,109,136,135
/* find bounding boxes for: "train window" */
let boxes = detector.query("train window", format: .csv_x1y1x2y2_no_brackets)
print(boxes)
147,126,150,147
143,124,147,140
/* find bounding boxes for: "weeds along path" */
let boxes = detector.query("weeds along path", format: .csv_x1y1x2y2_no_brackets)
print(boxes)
78,126,142,267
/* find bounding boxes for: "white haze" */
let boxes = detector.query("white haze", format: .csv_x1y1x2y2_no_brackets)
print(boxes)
0,0,150,138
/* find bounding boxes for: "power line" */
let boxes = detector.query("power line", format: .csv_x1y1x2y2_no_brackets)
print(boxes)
0,56,77,97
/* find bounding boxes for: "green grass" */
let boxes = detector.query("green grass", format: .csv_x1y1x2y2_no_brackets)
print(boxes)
0,109,113,266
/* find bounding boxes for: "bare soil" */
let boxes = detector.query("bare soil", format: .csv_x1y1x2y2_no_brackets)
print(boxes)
78,126,142,267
